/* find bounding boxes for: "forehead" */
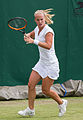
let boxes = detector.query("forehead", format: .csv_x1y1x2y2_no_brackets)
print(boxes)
35,13,44,18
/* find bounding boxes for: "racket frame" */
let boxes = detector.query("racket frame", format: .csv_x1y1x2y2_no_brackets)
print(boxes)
8,17,27,34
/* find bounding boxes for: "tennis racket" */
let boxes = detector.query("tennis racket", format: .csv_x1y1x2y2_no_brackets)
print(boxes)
8,17,27,35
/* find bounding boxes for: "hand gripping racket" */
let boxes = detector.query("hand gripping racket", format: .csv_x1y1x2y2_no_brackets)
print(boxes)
8,17,27,35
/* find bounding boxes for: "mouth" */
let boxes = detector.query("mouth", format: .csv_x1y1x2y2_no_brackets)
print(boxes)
39,24,42,26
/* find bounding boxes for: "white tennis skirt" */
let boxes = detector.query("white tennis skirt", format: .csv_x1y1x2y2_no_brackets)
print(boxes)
32,59,60,80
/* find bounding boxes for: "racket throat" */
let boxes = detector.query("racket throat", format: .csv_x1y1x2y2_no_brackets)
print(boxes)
19,29,25,34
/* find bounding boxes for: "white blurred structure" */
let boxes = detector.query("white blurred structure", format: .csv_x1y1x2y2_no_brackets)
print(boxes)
0,80,83,100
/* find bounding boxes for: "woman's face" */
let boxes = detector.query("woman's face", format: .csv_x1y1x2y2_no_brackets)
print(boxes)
35,13,46,29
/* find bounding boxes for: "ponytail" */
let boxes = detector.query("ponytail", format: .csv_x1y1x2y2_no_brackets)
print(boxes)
34,8,55,24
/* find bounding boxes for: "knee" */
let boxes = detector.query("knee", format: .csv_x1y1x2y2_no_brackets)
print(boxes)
42,87,50,96
28,81,35,91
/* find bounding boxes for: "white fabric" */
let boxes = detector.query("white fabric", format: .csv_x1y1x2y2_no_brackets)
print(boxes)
34,40,39,45
33,24,60,80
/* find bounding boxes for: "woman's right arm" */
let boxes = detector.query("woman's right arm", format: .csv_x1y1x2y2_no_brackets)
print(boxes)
25,30,35,39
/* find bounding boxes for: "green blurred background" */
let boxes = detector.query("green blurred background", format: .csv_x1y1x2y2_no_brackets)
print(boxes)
0,0,83,86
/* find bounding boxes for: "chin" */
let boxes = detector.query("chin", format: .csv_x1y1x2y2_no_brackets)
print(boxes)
39,24,45,28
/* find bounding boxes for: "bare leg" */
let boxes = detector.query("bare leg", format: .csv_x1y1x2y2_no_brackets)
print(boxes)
28,70,42,110
42,77,63,105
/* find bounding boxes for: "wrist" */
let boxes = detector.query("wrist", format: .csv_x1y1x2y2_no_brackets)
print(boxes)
34,40,39,45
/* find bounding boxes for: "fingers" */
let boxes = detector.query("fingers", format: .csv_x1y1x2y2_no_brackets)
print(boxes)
24,33,30,38
26,42,29,44
24,38,29,42
24,33,30,37
24,33,27,37
24,35,30,42
24,36,31,44
24,34,34,44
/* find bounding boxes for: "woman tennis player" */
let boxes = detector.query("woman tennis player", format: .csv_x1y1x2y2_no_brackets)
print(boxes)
18,9,68,117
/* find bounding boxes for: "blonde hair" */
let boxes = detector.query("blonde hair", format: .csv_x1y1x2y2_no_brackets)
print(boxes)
34,8,55,24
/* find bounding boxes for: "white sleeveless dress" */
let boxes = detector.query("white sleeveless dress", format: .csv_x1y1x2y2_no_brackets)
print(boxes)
32,24,60,80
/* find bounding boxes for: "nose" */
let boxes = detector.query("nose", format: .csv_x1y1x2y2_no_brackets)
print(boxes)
39,20,42,23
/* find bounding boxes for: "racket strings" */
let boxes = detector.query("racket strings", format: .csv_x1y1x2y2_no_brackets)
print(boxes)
9,19,26,29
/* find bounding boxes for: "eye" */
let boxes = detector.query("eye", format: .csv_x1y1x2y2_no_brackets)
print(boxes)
37,19,39,21
41,19,43,20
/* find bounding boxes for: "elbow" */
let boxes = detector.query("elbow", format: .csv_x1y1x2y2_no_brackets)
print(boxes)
47,45,51,50
47,47,51,50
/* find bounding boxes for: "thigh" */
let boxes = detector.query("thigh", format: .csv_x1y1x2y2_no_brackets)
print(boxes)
28,70,42,87
42,77,54,91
